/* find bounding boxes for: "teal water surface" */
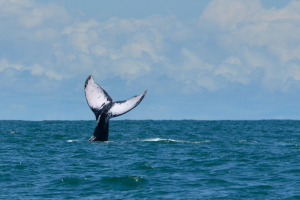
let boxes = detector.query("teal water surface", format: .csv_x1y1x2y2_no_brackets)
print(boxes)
1,120,300,199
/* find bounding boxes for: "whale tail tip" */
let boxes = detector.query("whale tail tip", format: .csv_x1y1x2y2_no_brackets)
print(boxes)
85,75,93,87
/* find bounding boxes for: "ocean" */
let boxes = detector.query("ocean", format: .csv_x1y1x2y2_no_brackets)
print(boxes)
0,120,300,199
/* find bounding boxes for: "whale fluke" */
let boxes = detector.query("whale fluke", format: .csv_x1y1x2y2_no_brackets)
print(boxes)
107,90,147,119
84,75,147,141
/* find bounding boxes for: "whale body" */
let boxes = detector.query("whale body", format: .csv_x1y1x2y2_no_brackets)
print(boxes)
84,75,147,141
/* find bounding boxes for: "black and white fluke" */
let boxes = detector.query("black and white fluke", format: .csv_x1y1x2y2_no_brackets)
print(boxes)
84,75,147,141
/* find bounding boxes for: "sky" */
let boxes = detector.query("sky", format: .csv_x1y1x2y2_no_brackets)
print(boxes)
1,0,300,120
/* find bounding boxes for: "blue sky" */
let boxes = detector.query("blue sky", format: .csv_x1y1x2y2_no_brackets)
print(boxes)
1,0,300,120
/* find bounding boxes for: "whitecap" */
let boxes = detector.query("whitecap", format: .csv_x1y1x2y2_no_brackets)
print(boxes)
168,139,184,143
141,138,182,142
66,140,78,143
141,138,167,142
139,138,209,144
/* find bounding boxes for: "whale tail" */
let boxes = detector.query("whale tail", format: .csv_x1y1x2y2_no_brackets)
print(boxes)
84,75,147,141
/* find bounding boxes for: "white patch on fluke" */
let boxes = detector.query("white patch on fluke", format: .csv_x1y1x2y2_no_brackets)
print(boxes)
107,90,147,118
85,76,112,113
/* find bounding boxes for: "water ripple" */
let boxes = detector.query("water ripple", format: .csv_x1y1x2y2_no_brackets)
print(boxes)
1,120,300,198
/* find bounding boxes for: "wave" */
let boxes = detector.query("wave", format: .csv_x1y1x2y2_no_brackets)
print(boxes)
138,138,211,144
232,140,258,143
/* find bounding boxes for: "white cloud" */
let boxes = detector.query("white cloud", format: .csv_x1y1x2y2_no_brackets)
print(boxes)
53,17,172,80
214,56,250,84
165,48,220,91
0,58,67,80
199,0,262,30
61,19,98,34
1,0,300,94
196,0,300,91
0,58,22,72
0,0,69,28
30,64,66,80
90,45,106,56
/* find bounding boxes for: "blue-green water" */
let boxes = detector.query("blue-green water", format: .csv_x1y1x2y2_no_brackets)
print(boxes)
1,120,300,199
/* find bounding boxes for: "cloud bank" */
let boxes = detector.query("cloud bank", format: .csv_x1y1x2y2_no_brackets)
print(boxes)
1,0,300,92
1,0,300,119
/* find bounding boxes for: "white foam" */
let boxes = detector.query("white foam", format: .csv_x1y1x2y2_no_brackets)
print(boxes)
232,140,258,143
191,140,211,144
142,138,167,142
141,138,183,142
66,140,78,143
139,138,210,144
